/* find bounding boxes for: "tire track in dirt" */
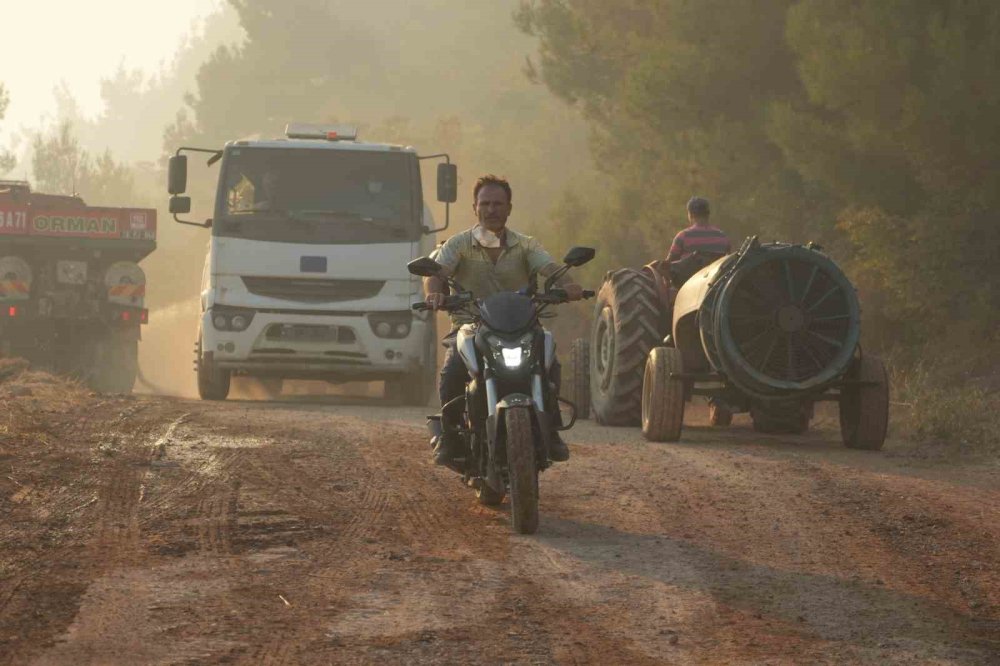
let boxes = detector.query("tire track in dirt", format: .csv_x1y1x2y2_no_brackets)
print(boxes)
530,431,1000,664
13,397,999,665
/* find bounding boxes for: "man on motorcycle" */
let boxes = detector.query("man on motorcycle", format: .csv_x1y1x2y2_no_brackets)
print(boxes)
424,174,583,465
667,196,731,261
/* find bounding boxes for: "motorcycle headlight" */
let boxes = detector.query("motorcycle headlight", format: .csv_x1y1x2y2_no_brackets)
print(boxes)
501,346,524,368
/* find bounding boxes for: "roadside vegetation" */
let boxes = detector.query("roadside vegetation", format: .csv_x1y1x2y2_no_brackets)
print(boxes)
516,0,1000,456
1,1,996,454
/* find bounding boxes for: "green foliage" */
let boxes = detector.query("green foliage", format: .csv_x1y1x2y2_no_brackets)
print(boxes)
519,0,1000,452
31,122,136,206
519,0,1000,340
0,83,15,173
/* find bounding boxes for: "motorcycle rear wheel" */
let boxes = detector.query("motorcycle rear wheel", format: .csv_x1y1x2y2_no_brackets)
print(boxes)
505,409,539,534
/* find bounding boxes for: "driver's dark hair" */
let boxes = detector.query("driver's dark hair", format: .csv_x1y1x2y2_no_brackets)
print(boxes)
473,174,512,203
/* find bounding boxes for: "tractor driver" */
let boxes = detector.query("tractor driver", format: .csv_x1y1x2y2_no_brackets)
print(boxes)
666,196,731,262
423,174,583,466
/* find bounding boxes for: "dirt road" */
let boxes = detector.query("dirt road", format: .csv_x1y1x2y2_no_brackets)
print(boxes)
2,385,999,664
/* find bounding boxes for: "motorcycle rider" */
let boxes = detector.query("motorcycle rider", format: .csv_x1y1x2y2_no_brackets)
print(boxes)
424,174,583,465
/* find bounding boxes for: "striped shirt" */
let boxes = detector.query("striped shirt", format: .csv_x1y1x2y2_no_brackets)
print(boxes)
667,224,731,261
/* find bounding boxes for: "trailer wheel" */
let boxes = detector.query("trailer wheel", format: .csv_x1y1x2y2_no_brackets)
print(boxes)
564,338,591,420
197,338,231,401
591,269,665,426
708,400,733,427
641,347,685,442
840,355,889,450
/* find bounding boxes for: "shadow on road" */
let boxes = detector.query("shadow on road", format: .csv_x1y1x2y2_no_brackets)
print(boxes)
532,516,1000,662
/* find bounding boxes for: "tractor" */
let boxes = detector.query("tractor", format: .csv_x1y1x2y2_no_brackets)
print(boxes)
573,236,889,449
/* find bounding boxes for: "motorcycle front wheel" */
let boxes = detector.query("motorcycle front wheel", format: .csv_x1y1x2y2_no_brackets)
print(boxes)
505,408,539,534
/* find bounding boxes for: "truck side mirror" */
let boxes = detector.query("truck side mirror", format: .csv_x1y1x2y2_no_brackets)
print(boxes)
168,155,188,195
437,163,457,203
169,196,191,215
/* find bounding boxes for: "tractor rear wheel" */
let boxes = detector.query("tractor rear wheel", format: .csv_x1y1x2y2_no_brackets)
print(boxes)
591,269,665,426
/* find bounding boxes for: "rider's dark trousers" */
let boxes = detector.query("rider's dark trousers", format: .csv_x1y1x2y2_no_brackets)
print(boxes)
439,339,562,432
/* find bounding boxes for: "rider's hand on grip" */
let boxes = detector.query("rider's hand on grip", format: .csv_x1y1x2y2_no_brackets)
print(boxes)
547,288,568,302
425,292,447,310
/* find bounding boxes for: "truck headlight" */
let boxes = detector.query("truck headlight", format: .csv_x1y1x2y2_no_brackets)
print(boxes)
368,312,412,339
211,306,255,331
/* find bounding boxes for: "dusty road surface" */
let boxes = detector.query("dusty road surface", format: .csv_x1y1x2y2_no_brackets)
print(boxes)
2,377,999,664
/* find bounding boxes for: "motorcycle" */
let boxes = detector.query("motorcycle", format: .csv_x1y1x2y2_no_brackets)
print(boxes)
407,246,596,534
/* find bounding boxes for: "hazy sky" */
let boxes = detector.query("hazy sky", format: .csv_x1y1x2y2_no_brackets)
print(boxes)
2,0,223,141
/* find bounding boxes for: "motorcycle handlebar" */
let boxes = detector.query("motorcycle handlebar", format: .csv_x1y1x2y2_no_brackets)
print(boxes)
412,294,472,312
414,288,595,311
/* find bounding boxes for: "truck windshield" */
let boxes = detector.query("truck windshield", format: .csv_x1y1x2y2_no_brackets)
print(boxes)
215,147,420,244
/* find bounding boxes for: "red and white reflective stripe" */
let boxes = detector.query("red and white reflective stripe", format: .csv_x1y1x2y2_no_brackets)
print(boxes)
108,283,146,298
0,280,30,299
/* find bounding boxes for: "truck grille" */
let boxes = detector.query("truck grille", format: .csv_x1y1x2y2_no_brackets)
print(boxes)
241,277,385,303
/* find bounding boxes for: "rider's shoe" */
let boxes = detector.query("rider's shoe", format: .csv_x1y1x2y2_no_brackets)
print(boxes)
432,432,462,466
549,432,570,462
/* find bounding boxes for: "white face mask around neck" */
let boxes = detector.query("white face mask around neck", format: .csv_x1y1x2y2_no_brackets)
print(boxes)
473,225,503,248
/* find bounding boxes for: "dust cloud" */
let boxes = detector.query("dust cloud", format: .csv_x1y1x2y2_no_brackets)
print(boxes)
132,1,594,398
2,2,595,398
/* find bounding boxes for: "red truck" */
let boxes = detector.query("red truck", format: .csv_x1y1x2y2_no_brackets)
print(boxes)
0,180,155,392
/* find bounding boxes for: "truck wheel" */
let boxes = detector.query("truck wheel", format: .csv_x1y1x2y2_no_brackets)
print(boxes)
708,400,733,427
197,339,231,401
89,334,138,394
642,347,685,442
591,269,665,426
564,338,591,420
259,378,283,399
751,403,810,434
385,375,430,406
386,337,437,406
840,355,889,450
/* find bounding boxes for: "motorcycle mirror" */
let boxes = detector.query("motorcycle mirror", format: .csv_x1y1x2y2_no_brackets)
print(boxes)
407,256,445,277
562,246,596,267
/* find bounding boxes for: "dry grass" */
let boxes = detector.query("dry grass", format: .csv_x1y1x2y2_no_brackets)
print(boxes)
889,361,1000,459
